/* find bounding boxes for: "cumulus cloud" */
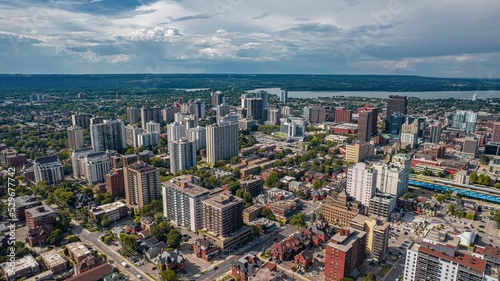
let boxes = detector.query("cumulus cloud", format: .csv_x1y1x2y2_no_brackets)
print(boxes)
0,0,499,76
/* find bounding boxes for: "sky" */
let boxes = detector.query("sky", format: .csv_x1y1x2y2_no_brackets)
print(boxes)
0,0,499,77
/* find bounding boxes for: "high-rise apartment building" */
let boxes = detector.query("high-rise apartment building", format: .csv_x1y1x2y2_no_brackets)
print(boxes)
167,122,186,142
124,161,161,208
358,104,379,135
324,227,367,281
385,95,408,132
213,91,225,108
187,126,206,150
334,107,353,123
145,121,160,133
320,191,364,226
125,124,143,148
202,192,243,237
90,119,126,152
368,192,397,221
280,90,288,103
350,214,390,261
33,155,64,185
430,122,442,143
280,117,307,140
137,131,160,147
255,91,269,110
169,138,197,174
106,168,125,197
345,141,373,163
358,110,373,142
72,113,91,129
90,117,104,125
206,122,239,164
82,152,111,184
463,136,479,157
162,106,180,123
451,110,477,134
404,241,488,281
373,161,409,196
127,107,139,125
162,176,210,232
140,107,162,130
247,97,265,121
267,108,280,125
67,126,84,149
346,163,377,206
72,147,94,179
216,104,231,118
400,119,419,148
179,113,199,130
406,116,426,138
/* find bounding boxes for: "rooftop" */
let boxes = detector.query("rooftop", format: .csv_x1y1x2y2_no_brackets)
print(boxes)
34,155,60,164
162,179,210,197
202,192,243,209
419,245,486,272
40,249,66,267
0,254,38,273
25,204,55,218
67,242,91,258
329,227,366,252
90,201,126,214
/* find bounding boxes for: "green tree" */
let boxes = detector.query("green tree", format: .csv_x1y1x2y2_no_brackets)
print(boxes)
167,228,182,249
160,270,179,281
466,213,475,220
264,171,280,187
494,183,500,189
138,199,162,217
480,155,490,165
47,229,64,245
261,207,276,220
470,172,478,183
362,273,376,281
289,213,306,228
100,216,112,228
312,179,322,189
214,160,227,168
435,194,446,202
252,225,260,237
95,193,115,205
448,204,456,215
119,233,138,251
151,222,171,242
230,156,239,165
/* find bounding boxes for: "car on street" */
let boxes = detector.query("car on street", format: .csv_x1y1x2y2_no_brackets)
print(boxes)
136,274,142,279
213,266,218,270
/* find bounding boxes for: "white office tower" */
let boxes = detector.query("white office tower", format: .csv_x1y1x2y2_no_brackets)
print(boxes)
472,93,477,101
373,162,409,196
162,176,210,232
241,94,248,108
216,104,231,118
83,152,111,184
33,155,64,185
280,117,307,140
90,119,126,152
125,125,143,147
145,121,161,133
429,122,442,143
167,122,186,142
187,126,206,150
137,132,160,147
346,162,377,206
206,121,239,164
280,90,288,103
67,126,84,149
169,138,197,174
451,110,477,134
267,108,280,125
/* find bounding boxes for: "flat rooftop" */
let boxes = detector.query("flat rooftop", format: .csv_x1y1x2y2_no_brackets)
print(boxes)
329,227,366,252
202,192,243,209
1,254,38,273
162,180,210,197
40,249,66,267
25,205,55,218
67,242,91,257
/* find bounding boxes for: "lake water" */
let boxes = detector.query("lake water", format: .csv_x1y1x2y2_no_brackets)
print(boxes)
248,88,500,99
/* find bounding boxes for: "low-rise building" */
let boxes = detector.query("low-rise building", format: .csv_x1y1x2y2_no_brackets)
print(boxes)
320,191,364,227
240,177,264,198
157,249,185,272
88,201,127,222
67,242,92,263
40,250,67,275
231,254,264,281
66,263,114,281
243,204,264,224
14,195,39,222
192,238,220,261
266,200,300,220
1,254,40,281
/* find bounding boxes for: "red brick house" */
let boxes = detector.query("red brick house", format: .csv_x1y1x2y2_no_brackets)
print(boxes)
294,249,313,270
125,222,141,234
192,238,220,261
157,249,185,272
231,254,263,281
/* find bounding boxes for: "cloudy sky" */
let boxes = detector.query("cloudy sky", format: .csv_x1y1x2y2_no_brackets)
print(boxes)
0,0,499,77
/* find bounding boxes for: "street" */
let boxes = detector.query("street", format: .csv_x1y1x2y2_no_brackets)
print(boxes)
197,224,297,281
71,220,154,281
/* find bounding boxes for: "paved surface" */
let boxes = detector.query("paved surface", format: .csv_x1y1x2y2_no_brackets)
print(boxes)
197,225,297,281
71,220,153,281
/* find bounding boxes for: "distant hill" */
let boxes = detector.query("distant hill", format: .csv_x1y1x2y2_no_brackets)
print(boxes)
1,74,499,92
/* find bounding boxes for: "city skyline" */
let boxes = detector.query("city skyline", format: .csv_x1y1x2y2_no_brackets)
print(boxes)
0,0,499,77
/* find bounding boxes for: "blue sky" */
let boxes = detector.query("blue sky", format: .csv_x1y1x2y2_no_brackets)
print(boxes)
0,0,499,77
